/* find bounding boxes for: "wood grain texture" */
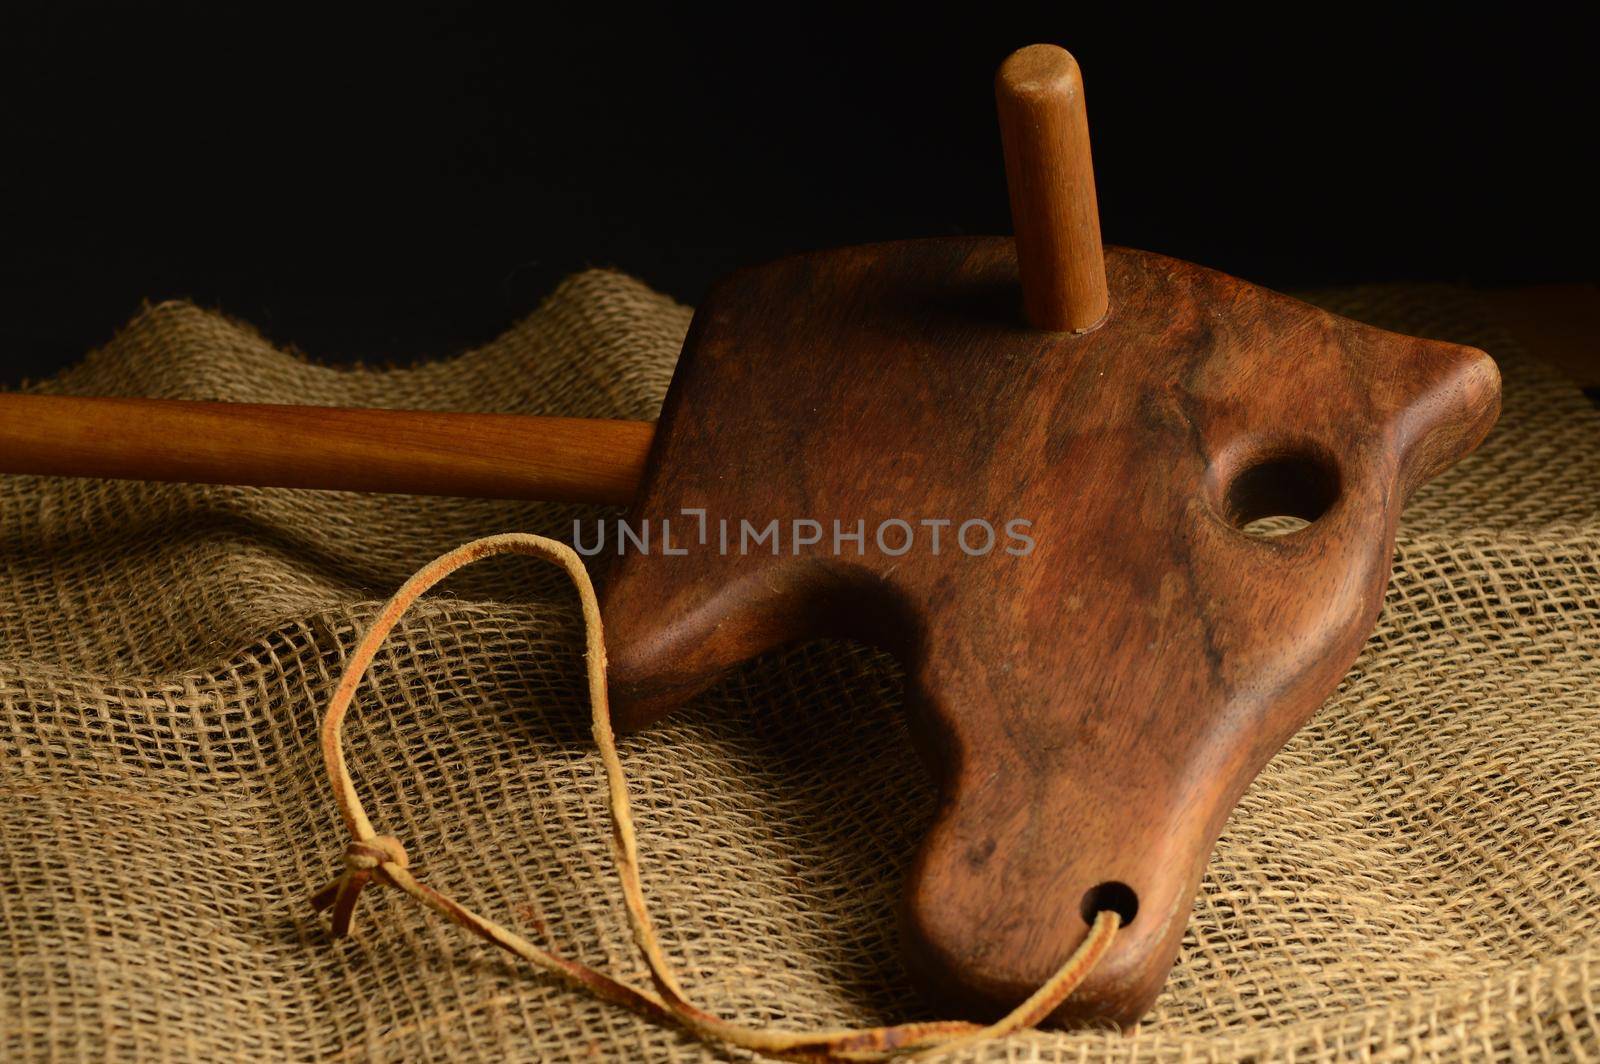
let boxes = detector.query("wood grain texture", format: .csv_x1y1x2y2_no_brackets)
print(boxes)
996,45,1108,333
600,237,1500,1026
0,395,653,504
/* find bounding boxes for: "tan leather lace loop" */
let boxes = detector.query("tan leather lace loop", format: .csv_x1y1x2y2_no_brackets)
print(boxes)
312,532,1117,1061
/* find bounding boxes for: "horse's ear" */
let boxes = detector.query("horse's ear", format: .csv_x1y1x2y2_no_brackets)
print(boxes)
1375,335,1500,499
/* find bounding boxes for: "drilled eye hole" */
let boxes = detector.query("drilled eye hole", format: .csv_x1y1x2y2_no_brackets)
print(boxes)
1081,881,1138,926
1225,451,1339,538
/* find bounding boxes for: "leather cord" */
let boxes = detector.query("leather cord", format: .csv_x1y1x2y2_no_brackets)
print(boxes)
313,533,1118,1061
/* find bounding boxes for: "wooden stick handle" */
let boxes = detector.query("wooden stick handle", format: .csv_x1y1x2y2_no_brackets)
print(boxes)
0,395,653,505
995,44,1109,333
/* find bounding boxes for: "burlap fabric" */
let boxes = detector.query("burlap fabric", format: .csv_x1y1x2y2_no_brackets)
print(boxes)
2,273,1596,1061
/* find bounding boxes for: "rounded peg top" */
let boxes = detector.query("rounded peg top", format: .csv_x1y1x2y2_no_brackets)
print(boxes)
998,43,1085,102
995,45,1109,334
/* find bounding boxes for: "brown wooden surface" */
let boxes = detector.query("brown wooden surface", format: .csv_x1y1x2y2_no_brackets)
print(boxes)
995,45,1108,333
0,395,652,505
600,237,1500,1026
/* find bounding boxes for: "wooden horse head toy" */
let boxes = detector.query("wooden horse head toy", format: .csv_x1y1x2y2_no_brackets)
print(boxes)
0,44,1498,1026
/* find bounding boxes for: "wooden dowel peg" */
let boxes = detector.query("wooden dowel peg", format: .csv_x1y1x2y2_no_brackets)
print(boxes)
0,395,654,504
995,44,1110,333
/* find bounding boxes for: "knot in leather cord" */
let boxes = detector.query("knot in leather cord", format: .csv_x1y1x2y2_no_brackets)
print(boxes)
344,835,407,873
310,834,410,939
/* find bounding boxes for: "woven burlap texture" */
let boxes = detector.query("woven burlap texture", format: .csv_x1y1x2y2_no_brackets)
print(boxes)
2,274,1596,1061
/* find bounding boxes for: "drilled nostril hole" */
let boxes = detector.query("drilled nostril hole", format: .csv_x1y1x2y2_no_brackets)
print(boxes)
1225,451,1339,538
1081,881,1138,927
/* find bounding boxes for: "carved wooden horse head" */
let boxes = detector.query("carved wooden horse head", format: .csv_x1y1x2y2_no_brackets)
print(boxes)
601,230,1498,1021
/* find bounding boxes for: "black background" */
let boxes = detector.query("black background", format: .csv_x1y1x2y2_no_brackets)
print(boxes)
2,6,1593,386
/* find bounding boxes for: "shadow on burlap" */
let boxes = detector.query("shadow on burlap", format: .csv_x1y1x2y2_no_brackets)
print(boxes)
1,274,1596,1061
